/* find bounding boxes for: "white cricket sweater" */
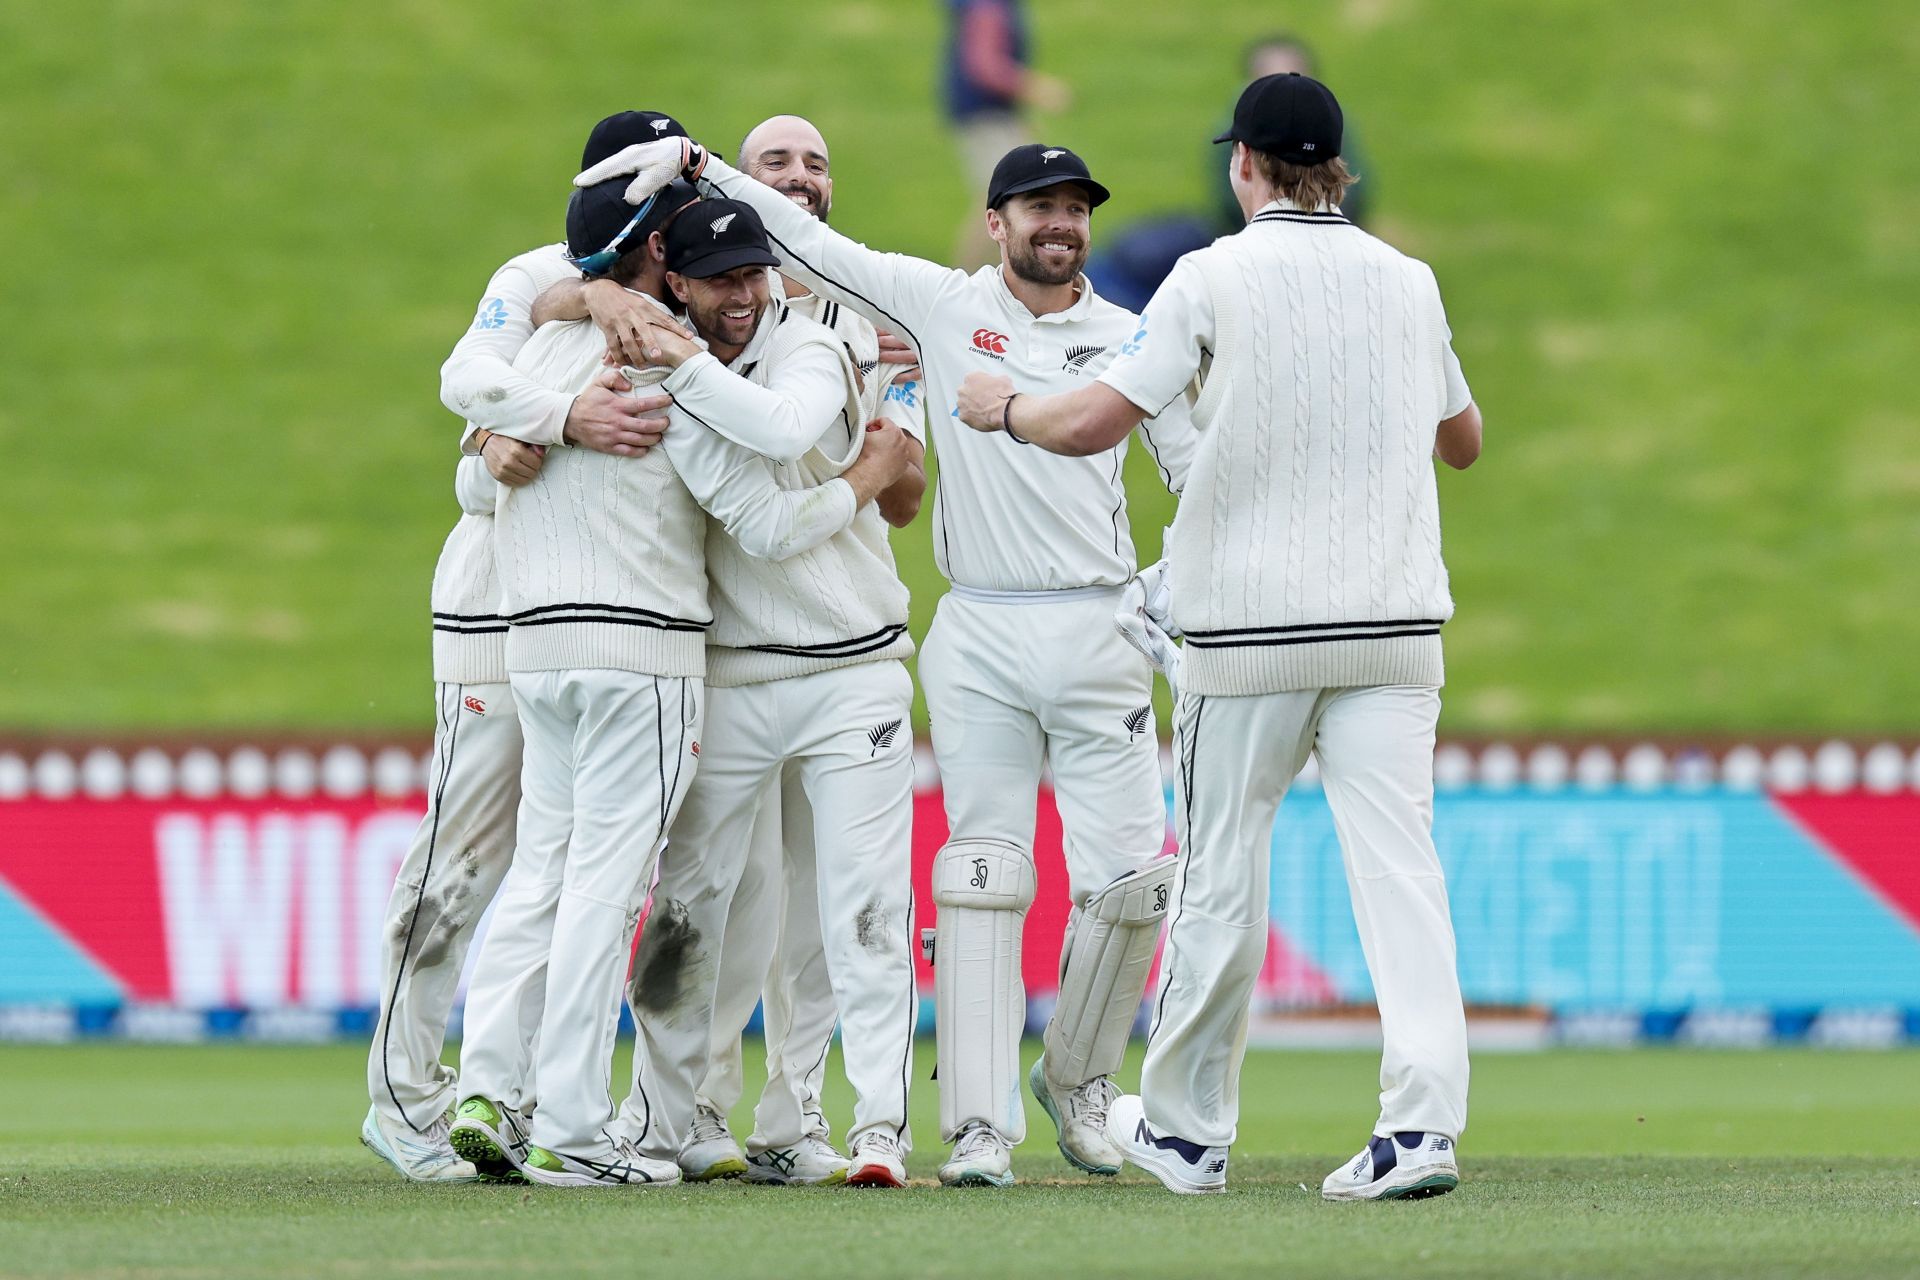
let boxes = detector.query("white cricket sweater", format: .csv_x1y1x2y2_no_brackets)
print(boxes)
703,291,918,687
495,304,870,677
1099,203,1474,696
429,455,507,685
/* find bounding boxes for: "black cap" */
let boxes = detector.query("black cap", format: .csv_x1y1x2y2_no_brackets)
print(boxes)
664,198,781,279
985,144,1111,210
565,176,697,274
1212,73,1342,166
580,110,686,171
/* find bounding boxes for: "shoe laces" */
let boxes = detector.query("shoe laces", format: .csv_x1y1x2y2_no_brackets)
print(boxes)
1069,1076,1119,1128
952,1122,1006,1160
689,1106,731,1144
854,1130,900,1158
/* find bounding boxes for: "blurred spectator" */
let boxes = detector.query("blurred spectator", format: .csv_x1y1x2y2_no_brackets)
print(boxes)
1085,33,1373,312
943,0,1073,266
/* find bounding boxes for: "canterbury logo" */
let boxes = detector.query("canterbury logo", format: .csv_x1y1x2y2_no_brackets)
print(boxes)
710,213,737,236
462,696,487,715
970,329,1009,355
867,718,902,757
1125,706,1151,741
1062,343,1105,371
1041,149,1066,161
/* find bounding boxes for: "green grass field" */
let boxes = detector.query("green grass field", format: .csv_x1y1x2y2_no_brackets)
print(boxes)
2,1042,1917,1278
3,2,1917,735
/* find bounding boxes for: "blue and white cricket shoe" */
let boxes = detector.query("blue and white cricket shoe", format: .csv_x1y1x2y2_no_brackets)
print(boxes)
1321,1132,1459,1201
360,1106,480,1183
1104,1094,1227,1195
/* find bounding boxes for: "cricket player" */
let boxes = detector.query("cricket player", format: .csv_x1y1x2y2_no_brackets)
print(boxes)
450,181,913,1189
579,132,1195,1187
618,193,922,1189
357,109,686,1182
954,72,1482,1198
673,115,928,1188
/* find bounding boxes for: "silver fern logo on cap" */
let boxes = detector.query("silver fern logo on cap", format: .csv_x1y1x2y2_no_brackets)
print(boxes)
710,213,737,236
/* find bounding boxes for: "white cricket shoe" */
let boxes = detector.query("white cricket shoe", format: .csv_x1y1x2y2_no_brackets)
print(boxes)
938,1121,1015,1188
1321,1132,1459,1201
522,1139,682,1188
845,1130,908,1188
360,1106,479,1183
1104,1094,1227,1195
744,1134,850,1186
679,1105,748,1181
1029,1055,1122,1175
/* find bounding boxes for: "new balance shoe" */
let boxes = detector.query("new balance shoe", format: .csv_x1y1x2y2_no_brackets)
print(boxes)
845,1130,907,1188
938,1121,1015,1188
1321,1132,1458,1201
1029,1055,1122,1175
679,1105,748,1181
521,1140,682,1188
744,1134,850,1186
447,1096,531,1182
360,1106,479,1183
1105,1094,1227,1195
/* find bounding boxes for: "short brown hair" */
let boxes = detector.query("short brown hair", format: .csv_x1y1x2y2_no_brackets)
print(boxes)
1252,151,1357,212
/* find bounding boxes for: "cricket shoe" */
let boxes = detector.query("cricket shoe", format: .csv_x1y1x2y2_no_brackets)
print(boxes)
679,1105,748,1181
937,1121,1015,1188
744,1135,850,1186
359,1106,479,1183
521,1139,682,1188
845,1130,908,1188
1028,1055,1122,1175
1321,1132,1458,1202
447,1096,532,1182
1104,1094,1227,1195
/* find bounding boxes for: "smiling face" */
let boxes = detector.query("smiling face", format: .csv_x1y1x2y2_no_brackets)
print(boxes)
740,115,833,223
668,264,772,357
989,183,1093,287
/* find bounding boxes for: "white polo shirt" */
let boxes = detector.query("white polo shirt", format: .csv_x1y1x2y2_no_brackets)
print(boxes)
695,156,1195,594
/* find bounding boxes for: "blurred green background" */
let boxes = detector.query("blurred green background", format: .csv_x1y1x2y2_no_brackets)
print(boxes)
3,1,1916,735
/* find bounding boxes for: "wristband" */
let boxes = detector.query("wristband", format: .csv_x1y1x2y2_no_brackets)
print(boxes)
474,428,495,454
682,140,709,183
1002,393,1031,445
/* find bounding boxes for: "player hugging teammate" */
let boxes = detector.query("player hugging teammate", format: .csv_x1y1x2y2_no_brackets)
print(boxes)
365,72,1481,1199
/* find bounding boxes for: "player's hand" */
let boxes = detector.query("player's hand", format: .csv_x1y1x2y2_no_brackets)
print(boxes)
956,371,1016,431
640,318,703,369
875,329,921,382
844,421,914,499
575,138,694,206
565,366,671,457
584,278,675,367
482,433,546,487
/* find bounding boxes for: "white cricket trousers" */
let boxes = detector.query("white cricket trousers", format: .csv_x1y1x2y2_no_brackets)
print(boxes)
624,661,917,1157
918,587,1169,1143
695,769,840,1153
366,681,520,1133
460,669,702,1160
1143,685,1469,1147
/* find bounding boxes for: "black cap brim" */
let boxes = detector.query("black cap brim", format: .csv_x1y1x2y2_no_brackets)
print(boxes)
670,245,783,279
992,174,1111,209
1210,128,1239,145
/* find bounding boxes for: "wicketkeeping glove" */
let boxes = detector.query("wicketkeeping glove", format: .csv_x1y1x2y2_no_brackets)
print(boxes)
575,138,705,205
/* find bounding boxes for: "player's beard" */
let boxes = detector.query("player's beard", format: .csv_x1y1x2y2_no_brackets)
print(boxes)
1005,231,1085,287
779,179,830,224
688,295,764,352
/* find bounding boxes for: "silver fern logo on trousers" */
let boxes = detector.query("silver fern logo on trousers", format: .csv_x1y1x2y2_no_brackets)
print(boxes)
867,718,902,757
1124,706,1151,742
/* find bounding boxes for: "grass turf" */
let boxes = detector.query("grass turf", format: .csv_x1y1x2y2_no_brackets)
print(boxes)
1,3,1917,736
1,1043,1917,1278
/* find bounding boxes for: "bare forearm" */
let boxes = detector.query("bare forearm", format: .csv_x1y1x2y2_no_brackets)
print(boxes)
1006,384,1143,456
1435,403,1482,469
530,277,590,327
